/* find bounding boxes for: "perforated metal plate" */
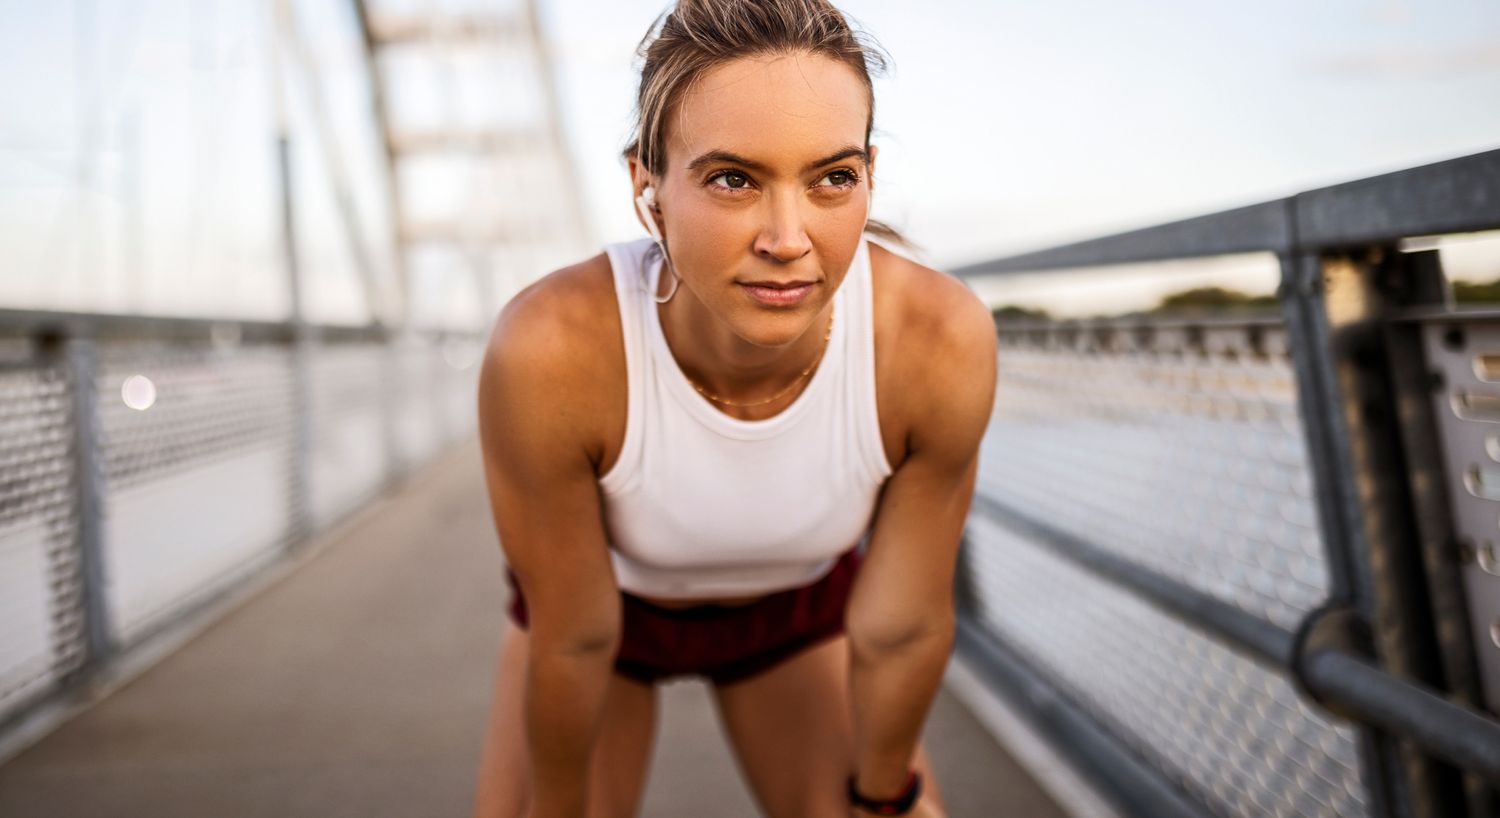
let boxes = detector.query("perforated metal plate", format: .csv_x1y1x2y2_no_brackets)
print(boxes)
95,340,299,644
0,324,483,723
0,361,83,723
1419,319,1500,712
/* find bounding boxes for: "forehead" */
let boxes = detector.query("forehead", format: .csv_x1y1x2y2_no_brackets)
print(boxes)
665,52,868,172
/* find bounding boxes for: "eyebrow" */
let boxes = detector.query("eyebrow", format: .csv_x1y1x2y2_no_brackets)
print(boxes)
685,145,869,176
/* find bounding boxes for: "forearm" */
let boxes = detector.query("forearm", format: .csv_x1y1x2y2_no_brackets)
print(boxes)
847,617,955,798
525,645,618,818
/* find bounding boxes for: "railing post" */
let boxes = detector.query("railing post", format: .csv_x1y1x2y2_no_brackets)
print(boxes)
1278,237,1469,818
272,0,316,550
286,326,314,551
59,333,115,689
276,130,315,551
1278,247,1403,818
1379,250,1498,818
379,324,405,487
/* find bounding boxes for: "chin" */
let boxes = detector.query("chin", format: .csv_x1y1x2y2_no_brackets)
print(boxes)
727,306,823,348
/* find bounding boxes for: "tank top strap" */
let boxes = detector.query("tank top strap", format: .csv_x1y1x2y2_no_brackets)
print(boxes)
846,237,895,483
597,238,655,494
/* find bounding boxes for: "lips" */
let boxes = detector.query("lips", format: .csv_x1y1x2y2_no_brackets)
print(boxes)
740,280,815,289
739,281,815,306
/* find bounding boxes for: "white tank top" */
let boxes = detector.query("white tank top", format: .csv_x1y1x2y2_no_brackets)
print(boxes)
597,236,894,599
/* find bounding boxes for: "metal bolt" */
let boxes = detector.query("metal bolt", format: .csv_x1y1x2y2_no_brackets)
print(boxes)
1480,542,1500,576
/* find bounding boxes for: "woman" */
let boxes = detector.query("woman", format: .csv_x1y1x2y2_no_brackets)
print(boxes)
472,1,996,816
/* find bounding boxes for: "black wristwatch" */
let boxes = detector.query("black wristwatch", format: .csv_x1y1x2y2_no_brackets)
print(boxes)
846,770,922,815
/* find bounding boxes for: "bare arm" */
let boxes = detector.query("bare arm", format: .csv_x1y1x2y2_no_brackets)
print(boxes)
845,282,997,809
476,281,622,818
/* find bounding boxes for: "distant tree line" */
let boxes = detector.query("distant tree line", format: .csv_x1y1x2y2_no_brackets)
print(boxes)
1453,278,1500,303
991,286,1278,322
991,268,1500,323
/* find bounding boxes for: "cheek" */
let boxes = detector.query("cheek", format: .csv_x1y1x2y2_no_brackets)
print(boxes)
674,200,749,238
669,207,752,268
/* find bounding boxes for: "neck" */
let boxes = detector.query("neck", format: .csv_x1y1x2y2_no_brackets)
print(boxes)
656,281,833,412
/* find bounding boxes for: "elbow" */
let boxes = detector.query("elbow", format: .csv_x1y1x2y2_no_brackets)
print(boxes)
538,616,622,657
528,608,622,659
544,629,620,658
517,580,623,658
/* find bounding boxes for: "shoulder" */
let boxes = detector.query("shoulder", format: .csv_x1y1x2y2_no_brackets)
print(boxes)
868,241,995,369
478,251,623,462
483,251,618,366
868,240,997,465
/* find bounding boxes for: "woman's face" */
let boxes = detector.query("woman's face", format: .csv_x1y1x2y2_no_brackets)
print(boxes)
632,52,876,349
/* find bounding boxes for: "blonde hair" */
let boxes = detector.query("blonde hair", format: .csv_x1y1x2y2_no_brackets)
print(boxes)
620,0,915,250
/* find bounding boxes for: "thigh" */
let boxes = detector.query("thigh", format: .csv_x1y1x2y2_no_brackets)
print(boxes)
710,633,947,818
472,623,660,818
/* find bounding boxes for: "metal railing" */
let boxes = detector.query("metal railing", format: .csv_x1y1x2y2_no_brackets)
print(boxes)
0,308,482,752
953,148,1500,818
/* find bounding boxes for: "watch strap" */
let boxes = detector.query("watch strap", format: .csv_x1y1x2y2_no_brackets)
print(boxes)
846,770,922,815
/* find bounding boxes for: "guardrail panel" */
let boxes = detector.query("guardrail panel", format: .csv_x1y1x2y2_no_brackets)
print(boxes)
981,319,1328,630
95,340,298,645
965,512,1369,818
0,362,81,723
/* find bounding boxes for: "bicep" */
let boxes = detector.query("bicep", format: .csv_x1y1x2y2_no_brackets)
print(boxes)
847,291,997,648
476,315,620,653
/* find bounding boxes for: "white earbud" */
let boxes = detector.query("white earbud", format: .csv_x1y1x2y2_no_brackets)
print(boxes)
635,184,679,303
636,186,664,243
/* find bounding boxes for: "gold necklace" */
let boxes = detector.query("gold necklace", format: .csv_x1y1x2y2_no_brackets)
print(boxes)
683,304,835,408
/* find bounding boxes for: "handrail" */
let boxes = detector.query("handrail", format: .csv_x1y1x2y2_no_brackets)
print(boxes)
957,148,1500,803
0,306,481,345
953,148,1500,276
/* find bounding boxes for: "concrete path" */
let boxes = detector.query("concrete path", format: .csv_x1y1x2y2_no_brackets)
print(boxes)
0,442,1069,818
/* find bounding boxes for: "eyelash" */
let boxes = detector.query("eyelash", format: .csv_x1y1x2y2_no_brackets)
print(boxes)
704,167,862,194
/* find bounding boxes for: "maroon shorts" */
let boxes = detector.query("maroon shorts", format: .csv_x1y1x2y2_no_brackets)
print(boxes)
504,547,862,686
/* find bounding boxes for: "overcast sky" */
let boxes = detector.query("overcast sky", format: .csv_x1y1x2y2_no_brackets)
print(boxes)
539,0,1500,314
2,0,1497,320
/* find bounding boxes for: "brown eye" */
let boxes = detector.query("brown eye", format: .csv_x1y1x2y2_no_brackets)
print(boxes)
818,169,861,189
708,171,751,190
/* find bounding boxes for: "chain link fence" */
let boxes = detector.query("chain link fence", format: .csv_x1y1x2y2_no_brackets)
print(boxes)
967,317,1368,818
0,313,482,733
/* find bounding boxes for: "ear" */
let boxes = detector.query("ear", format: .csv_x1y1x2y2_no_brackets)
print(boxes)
628,153,648,195
627,154,655,233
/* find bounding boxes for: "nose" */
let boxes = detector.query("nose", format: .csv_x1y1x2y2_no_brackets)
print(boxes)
752,190,813,264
